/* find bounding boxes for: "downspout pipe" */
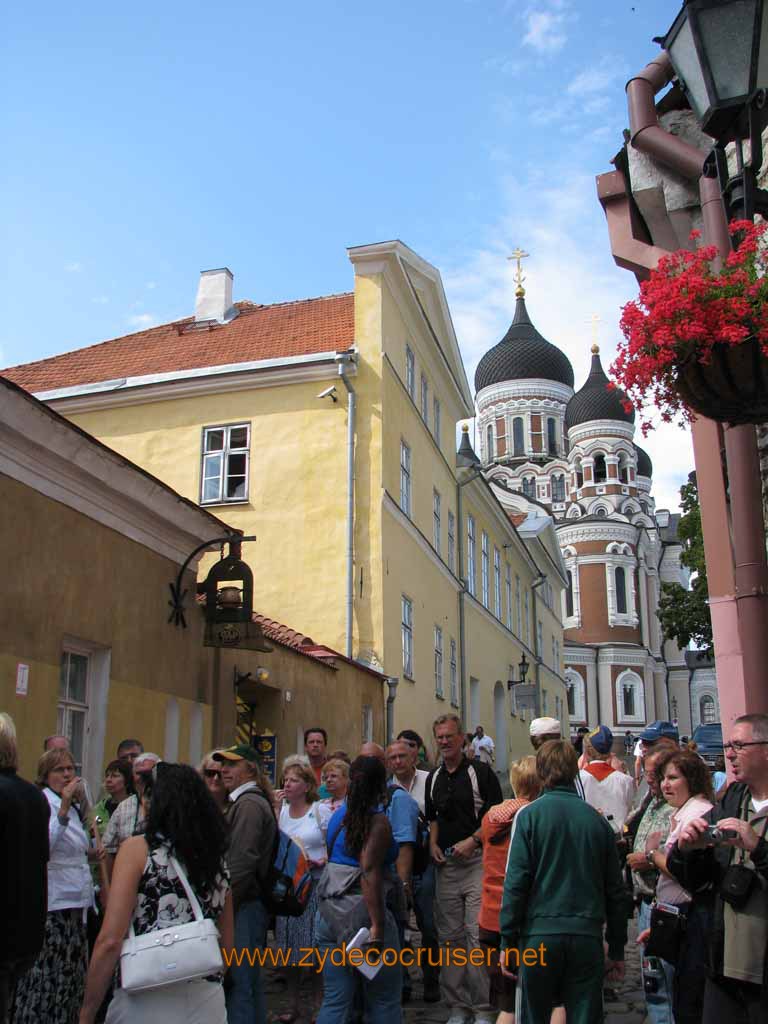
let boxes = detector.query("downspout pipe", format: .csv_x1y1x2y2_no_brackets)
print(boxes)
338,355,357,660
627,51,768,716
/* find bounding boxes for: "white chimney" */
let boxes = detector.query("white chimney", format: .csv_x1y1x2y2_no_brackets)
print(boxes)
194,268,236,323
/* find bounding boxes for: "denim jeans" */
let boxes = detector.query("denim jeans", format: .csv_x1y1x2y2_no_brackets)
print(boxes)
314,909,402,1024
638,900,675,1024
226,898,269,1024
412,865,439,985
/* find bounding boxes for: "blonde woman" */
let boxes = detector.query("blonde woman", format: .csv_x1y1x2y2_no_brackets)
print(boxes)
320,757,350,813
274,762,332,1024
198,751,228,812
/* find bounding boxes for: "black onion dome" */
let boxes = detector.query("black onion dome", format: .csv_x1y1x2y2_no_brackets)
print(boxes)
474,295,574,393
565,348,635,428
635,444,653,478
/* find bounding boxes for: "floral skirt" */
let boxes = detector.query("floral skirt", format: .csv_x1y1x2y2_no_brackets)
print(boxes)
12,909,88,1024
275,882,321,967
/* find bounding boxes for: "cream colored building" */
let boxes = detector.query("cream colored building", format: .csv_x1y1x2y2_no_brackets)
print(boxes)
5,244,567,764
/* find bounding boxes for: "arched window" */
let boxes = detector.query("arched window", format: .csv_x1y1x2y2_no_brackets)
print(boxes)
618,452,630,483
513,417,525,456
595,507,607,518
487,425,494,460
552,474,565,502
547,417,557,455
615,567,627,614
700,695,717,724
522,476,536,499
574,457,584,489
566,681,575,716
565,669,586,723
594,453,607,483
616,670,644,723
565,570,574,618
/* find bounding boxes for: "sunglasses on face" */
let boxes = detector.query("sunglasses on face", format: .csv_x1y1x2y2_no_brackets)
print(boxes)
204,768,222,778
724,741,768,753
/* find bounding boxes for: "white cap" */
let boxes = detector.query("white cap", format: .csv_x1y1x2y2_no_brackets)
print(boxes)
529,717,561,738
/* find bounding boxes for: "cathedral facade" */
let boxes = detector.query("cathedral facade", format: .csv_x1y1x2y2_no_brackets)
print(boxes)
472,277,718,738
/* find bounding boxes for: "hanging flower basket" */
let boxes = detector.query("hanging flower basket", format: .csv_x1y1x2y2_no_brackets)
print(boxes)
675,335,768,425
610,220,768,434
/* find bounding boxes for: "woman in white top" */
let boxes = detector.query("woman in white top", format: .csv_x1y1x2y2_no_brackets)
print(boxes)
640,748,714,1024
274,762,332,1024
13,749,99,1024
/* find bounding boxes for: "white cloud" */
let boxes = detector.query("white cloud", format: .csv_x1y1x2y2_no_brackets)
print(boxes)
522,3,571,54
127,313,157,328
567,64,620,97
64,262,82,273
440,166,695,514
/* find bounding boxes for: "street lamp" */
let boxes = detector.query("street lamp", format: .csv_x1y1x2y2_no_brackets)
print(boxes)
507,654,530,716
662,0,768,220
663,0,768,141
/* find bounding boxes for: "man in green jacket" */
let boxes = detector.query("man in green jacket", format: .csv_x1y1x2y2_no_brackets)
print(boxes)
500,740,627,1024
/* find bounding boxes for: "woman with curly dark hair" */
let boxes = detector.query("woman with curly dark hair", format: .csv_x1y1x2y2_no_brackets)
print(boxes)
639,748,714,1024
78,763,233,1024
315,755,402,1023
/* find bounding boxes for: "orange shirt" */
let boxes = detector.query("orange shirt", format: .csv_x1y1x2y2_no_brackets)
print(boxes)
478,798,529,934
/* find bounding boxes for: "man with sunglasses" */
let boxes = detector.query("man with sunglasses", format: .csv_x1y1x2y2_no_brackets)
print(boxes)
667,713,768,1023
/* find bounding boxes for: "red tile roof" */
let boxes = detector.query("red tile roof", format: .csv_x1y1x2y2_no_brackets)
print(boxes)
507,512,528,527
3,294,355,393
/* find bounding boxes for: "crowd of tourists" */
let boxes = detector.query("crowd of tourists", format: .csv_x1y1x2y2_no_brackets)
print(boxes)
1,709,766,1024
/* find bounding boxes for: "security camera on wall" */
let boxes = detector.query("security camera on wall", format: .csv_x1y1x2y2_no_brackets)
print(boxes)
317,386,338,402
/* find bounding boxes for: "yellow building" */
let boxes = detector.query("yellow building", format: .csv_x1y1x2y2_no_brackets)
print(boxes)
5,245,568,765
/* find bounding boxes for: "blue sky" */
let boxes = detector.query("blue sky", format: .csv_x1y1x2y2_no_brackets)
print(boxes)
2,1,694,509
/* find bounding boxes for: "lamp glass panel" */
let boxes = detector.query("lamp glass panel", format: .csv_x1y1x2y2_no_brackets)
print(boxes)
699,1,756,101
668,14,711,120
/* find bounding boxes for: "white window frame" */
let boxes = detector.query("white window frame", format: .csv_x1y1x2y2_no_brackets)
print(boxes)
405,345,415,399
400,441,412,518
433,489,441,554
505,563,512,630
561,548,581,628
58,648,91,775
467,515,476,597
605,545,637,627
450,638,458,706
565,668,587,724
615,670,645,725
481,531,490,608
200,422,250,505
433,397,441,445
434,626,444,697
515,575,522,636
420,374,429,424
494,547,502,619
401,596,414,679
524,590,530,646
447,510,456,573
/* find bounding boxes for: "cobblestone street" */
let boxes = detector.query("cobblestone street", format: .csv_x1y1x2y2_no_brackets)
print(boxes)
265,920,648,1023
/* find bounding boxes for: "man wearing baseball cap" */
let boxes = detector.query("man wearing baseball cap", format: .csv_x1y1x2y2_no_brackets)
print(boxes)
579,726,635,834
529,718,562,750
640,721,680,747
213,744,276,1024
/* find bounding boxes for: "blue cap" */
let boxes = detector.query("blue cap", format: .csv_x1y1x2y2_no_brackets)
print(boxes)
588,725,614,754
640,721,679,743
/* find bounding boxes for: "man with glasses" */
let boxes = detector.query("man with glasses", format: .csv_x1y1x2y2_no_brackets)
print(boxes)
668,714,768,1023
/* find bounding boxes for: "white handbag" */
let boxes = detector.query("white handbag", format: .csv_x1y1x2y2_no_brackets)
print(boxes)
119,853,223,992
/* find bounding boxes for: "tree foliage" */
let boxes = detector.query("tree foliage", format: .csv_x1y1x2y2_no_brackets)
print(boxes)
656,477,713,653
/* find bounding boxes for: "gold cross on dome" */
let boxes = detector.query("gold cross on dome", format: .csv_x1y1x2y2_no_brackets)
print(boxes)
507,248,529,297
586,312,602,352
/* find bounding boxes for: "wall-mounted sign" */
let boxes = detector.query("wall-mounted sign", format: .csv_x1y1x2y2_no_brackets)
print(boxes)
16,663,29,696
255,733,277,785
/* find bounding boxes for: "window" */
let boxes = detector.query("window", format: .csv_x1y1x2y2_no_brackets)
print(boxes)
431,490,441,553
565,669,586,722
515,575,522,636
513,417,525,456
616,671,644,722
551,636,556,669
547,417,557,455
552,474,565,502
481,531,490,608
434,626,444,697
433,397,441,445
401,597,413,678
494,547,502,618
447,511,456,572
623,683,635,717
420,374,429,424
467,515,476,596
619,452,630,483
450,639,458,705
201,423,250,504
567,681,575,715
487,425,494,461
700,695,717,724
505,563,512,629
522,476,535,499
565,570,574,618
595,507,607,518
574,458,584,489
537,620,543,659
399,441,411,517
524,591,530,646
615,567,627,615
405,345,415,399
594,453,607,483
58,651,89,773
